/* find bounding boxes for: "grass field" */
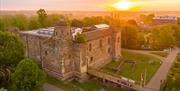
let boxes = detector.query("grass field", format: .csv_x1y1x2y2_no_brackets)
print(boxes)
101,51,162,84
150,51,169,57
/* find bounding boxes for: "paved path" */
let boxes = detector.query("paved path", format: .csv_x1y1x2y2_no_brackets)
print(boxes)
123,48,179,91
43,83,64,91
123,49,165,61
145,48,179,91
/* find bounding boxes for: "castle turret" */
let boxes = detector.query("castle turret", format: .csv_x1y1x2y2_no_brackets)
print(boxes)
53,20,72,41
112,27,121,61
52,20,74,80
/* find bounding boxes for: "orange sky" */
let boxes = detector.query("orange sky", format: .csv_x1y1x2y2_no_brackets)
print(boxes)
0,0,180,11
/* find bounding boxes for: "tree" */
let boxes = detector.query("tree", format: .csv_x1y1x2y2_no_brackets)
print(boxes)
71,19,83,28
11,58,46,91
158,26,175,48
137,32,146,49
74,32,86,43
0,18,5,31
0,31,25,88
0,32,25,66
127,19,137,26
45,14,64,27
140,14,154,24
82,16,109,27
11,14,28,30
150,26,175,49
28,17,41,30
172,25,180,41
121,24,139,49
37,9,47,27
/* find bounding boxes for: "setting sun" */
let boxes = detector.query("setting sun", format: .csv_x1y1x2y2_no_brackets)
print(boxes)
112,1,132,10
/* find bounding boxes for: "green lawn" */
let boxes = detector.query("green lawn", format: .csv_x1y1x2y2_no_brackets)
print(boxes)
150,51,169,57
46,76,78,91
101,51,162,84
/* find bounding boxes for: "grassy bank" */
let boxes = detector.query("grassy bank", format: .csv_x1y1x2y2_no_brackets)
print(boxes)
101,51,162,84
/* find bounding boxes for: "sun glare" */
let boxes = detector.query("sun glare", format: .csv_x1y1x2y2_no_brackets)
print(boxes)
112,1,132,11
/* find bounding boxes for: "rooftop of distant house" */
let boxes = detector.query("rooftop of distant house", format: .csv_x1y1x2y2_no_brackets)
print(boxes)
153,16,177,20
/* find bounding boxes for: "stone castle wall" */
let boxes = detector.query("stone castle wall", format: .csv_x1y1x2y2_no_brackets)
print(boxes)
19,24,121,81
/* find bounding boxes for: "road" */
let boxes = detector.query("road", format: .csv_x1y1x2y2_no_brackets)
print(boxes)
43,83,64,91
145,48,179,91
123,48,179,91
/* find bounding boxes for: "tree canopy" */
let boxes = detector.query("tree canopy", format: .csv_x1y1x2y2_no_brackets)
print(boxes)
140,14,155,24
127,19,137,26
11,58,46,91
0,31,25,66
121,24,139,49
71,19,83,28
37,9,47,27
82,16,109,27
150,25,176,49
74,32,86,43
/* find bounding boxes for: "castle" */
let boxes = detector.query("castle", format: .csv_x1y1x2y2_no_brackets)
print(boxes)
19,20,121,81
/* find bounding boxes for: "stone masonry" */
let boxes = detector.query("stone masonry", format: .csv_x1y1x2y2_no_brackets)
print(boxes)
19,20,121,81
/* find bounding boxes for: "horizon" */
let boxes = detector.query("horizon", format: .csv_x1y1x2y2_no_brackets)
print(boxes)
1,0,180,11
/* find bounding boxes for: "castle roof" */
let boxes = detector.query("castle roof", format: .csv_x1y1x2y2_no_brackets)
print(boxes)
83,26,119,41
20,27,54,37
19,24,120,41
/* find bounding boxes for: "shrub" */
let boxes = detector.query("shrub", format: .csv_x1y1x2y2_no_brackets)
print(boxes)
74,32,86,43
11,58,46,91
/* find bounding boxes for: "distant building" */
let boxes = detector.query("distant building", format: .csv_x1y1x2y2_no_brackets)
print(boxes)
19,20,121,81
152,16,178,25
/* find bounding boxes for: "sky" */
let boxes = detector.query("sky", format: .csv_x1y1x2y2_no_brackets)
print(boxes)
0,0,180,11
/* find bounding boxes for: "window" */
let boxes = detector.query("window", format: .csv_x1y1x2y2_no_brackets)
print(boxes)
90,57,93,63
108,38,110,44
118,37,120,42
99,39,102,47
69,54,71,59
89,43,92,51
108,48,111,54
45,51,48,55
